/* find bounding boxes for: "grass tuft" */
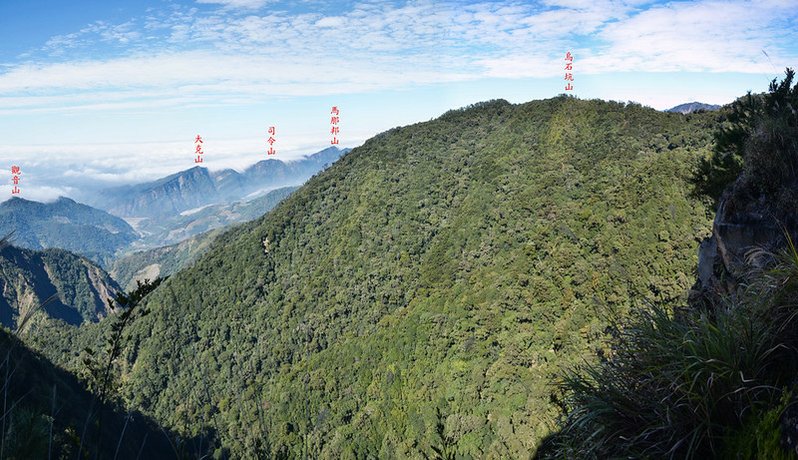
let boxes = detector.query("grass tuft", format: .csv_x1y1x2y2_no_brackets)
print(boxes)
546,236,798,459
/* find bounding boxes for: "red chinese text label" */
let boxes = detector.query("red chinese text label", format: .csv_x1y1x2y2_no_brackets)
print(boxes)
330,106,340,145
267,126,276,156
564,51,574,91
10,165,21,195
195,135,204,163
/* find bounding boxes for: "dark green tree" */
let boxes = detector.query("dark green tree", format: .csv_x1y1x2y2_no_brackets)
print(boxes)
79,277,164,458
549,69,798,460
693,68,798,202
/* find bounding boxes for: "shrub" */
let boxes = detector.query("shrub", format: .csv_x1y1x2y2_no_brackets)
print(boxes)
693,68,798,204
545,238,798,459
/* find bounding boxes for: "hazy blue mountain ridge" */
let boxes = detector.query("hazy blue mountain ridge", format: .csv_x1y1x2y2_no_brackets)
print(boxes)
112,185,299,289
94,146,349,219
666,101,721,114
0,196,137,266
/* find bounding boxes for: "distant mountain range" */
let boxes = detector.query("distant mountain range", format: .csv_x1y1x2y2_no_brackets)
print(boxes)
110,227,223,291
92,146,347,219
0,147,346,270
129,185,298,249
112,186,298,289
666,101,721,114
0,196,137,266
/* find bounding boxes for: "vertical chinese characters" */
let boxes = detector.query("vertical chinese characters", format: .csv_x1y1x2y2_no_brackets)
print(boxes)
564,51,574,91
10,165,21,195
195,134,204,163
330,106,340,145
267,126,277,156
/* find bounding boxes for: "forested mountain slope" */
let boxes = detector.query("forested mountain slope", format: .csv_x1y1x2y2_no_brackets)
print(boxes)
0,302,203,458
0,244,120,327
0,197,137,266
39,96,719,458
111,186,298,290
538,69,798,460
110,228,223,291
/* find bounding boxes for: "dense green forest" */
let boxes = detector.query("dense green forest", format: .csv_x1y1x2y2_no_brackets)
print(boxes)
540,70,798,459
27,96,719,458
0,279,209,459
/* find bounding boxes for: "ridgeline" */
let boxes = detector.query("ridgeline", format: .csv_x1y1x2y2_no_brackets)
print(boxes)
32,96,719,458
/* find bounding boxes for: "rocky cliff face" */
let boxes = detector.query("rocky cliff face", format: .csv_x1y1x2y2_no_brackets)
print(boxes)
0,245,120,328
693,180,788,303
692,173,798,452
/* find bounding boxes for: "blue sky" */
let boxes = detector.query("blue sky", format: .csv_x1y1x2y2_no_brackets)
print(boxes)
1,0,797,201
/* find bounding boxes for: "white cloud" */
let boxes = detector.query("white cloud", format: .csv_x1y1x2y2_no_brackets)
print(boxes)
0,1,795,117
315,16,345,28
0,184,76,203
195,0,273,10
580,0,798,75
44,20,143,54
0,50,473,116
7,1,791,103
0,0,795,197
0,137,362,190
2,3,549,113
476,54,562,79
17,0,792,101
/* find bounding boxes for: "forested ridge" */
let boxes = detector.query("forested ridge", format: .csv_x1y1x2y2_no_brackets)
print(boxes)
0,197,137,267
29,96,719,458
540,70,798,459
0,244,120,327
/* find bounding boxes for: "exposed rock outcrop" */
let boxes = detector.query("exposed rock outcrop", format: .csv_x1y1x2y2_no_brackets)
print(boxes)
693,179,794,304
666,102,721,114
691,175,798,453
0,245,120,327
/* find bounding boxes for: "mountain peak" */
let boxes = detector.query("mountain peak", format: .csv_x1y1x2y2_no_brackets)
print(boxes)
0,195,137,266
1,196,40,209
95,146,346,219
4,196,32,203
666,101,721,114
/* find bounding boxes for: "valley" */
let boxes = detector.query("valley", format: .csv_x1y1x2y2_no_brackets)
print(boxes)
2,1,793,457
14,96,719,458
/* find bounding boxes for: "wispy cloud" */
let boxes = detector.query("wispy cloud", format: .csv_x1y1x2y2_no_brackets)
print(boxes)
1,0,796,201
7,2,529,113
0,50,471,104
579,0,797,75
195,0,274,9
0,135,355,200
2,0,795,115
43,20,145,57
